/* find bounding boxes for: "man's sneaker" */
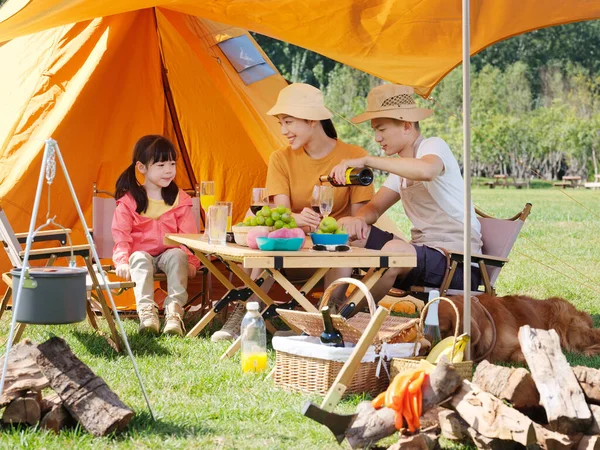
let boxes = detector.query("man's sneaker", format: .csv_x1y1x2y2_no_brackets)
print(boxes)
138,304,160,335
163,303,185,337
211,302,246,342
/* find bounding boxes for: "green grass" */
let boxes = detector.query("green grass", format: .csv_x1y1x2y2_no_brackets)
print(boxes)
1,187,599,448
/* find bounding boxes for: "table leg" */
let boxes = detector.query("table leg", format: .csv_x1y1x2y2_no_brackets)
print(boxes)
269,270,319,313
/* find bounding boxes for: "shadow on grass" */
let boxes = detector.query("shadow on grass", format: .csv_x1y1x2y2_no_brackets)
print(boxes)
591,314,600,328
72,330,171,358
115,410,214,440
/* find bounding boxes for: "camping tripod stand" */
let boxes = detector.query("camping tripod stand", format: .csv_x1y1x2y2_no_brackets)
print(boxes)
0,138,155,419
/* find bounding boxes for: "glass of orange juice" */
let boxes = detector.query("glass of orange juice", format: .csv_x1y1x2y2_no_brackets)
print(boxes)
217,201,233,232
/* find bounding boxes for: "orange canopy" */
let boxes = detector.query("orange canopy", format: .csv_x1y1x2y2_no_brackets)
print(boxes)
0,1,599,96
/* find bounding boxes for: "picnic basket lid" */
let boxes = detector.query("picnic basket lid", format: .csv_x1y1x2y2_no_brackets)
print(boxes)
276,278,418,345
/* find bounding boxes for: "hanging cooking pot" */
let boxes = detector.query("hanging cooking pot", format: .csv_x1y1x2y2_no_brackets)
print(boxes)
10,266,87,324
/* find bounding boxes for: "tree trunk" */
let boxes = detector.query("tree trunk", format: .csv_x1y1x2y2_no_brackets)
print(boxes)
573,366,600,405
0,340,48,407
473,360,540,409
35,337,134,437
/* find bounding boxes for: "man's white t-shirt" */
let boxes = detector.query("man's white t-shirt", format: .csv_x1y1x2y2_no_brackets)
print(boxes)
382,136,482,243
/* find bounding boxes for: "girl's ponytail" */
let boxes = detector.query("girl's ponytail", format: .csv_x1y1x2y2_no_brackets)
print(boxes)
115,163,149,214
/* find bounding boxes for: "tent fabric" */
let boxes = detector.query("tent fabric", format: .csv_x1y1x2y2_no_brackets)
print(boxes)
0,8,287,280
0,1,599,96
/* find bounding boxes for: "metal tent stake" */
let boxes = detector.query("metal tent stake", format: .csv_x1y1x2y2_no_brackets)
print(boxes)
0,138,155,419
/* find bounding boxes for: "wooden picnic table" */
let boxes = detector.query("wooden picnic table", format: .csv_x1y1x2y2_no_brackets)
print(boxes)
164,234,416,359
554,176,582,188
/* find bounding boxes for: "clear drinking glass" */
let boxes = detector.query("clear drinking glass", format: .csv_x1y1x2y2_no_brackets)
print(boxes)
311,185,322,216
200,181,215,236
207,205,228,246
250,188,268,215
216,201,233,232
319,185,334,218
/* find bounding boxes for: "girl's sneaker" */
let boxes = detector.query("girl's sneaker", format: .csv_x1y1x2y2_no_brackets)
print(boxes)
138,304,160,335
163,303,185,337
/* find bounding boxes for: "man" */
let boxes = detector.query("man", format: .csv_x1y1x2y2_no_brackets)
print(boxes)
330,84,483,302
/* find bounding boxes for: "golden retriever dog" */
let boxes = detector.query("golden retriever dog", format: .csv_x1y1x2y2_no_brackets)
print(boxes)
436,294,600,363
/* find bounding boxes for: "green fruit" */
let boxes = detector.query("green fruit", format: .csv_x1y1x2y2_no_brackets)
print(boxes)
256,215,265,225
274,220,284,229
315,229,324,234
319,216,338,233
265,217,274,227
255,210,263,217
250,217,258,226
281,213,291,223
283,224,291,229
243,217,253,226
271,211,281,221
277,206,287,215
261,206,271,216
235,222,244,227
285,208,292,215
334,227,346,235
288,220,297,229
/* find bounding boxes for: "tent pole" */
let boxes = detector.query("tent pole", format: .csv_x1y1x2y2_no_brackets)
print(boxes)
462,0,472,359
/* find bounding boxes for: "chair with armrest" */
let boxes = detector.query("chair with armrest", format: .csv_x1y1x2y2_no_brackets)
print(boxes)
0,205,125,350
92,183,210,315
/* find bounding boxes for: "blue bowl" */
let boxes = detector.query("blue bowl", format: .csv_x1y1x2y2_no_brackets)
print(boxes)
310,233,349,245
256,237,304,251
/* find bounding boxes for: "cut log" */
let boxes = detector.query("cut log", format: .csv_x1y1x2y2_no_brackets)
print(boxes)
35,337,134,437
438,409,471,442
578,435,600,450
533,423,581,450
0,340,48,406
2,392,41,425
573,366,600,405
448,380,536,446
40,404,74,433
346,359,462,448
587,405,600,435
518,326,592,434
388,432,437,450
40,392,61,415
473,360,540,409
466,427,524,450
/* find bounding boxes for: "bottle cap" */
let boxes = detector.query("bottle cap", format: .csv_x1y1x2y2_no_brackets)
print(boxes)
247,302,260,311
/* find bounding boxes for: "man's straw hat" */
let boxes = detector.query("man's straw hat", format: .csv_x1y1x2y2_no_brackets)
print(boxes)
351,84,433,124
267,83,333,120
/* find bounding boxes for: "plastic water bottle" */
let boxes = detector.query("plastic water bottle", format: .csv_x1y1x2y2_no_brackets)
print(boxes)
423,290,442,348
240,302,267,373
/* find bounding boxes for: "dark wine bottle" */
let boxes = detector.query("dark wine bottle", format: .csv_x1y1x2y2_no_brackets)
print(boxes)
320,306,344,347
319,167,374,187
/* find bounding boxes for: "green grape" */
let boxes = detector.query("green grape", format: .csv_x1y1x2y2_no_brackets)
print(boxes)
250,217,258,226
261,206,271,216
283,224,291,229
255,210,262,217
256,215,265,225
235,222,244,227
289,220,297,229
274,220,284,229
265,217,274,227
281,213,291,223
243,217,253,226
271,211,281,221
285,208,292,215
277,206,287,215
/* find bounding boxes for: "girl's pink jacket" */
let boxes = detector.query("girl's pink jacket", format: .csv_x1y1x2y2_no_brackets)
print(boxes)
112,190,201,269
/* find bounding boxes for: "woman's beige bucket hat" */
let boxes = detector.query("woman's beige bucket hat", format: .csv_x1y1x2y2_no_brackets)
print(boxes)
351,84,433,124
267,83,333,120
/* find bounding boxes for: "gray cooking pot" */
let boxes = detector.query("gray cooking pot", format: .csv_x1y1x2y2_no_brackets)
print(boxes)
11,267,87,324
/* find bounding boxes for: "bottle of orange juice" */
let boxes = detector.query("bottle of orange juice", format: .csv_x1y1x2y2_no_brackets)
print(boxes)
240,302,267,373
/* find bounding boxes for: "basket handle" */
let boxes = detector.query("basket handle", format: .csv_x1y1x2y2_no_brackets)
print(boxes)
413,296,461,361
319,277,376,316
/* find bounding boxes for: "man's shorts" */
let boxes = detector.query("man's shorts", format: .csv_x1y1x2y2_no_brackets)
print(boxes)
365,226,481,291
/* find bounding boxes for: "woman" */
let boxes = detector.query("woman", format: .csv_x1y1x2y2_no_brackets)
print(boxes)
211,83,373,342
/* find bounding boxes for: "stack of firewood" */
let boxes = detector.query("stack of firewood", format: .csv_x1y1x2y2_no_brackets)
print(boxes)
0,338,133,436
345,325,600,449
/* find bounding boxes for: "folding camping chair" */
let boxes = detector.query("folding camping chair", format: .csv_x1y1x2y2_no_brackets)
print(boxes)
389,203,532,300
0,205,127,350
91,183,210,316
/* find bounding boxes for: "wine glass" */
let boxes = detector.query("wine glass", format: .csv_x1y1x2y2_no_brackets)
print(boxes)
200,181,215,235
310,185,322,216
319,185,334,218
250,187,268,215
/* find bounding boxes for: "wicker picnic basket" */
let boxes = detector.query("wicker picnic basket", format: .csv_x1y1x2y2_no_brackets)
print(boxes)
390,296,473,381
273,278,419,396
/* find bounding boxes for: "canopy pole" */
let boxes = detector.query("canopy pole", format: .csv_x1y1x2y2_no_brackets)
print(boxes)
462,0,472,360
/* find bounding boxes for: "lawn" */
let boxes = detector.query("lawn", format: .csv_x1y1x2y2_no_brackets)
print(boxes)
0,187,598,449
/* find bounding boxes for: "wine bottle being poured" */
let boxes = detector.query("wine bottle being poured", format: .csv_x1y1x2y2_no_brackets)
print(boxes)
319,167,374,187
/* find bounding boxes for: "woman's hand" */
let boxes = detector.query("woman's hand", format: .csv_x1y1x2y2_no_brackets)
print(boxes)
330,157,367,185
338,216,369,241
188,263,197,279
292,208,322,231
115,263,131,280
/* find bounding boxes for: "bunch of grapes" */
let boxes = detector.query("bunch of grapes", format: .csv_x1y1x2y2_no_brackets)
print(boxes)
237,205,297,229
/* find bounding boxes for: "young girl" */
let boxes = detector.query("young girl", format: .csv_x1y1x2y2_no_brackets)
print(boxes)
112,135,200,337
